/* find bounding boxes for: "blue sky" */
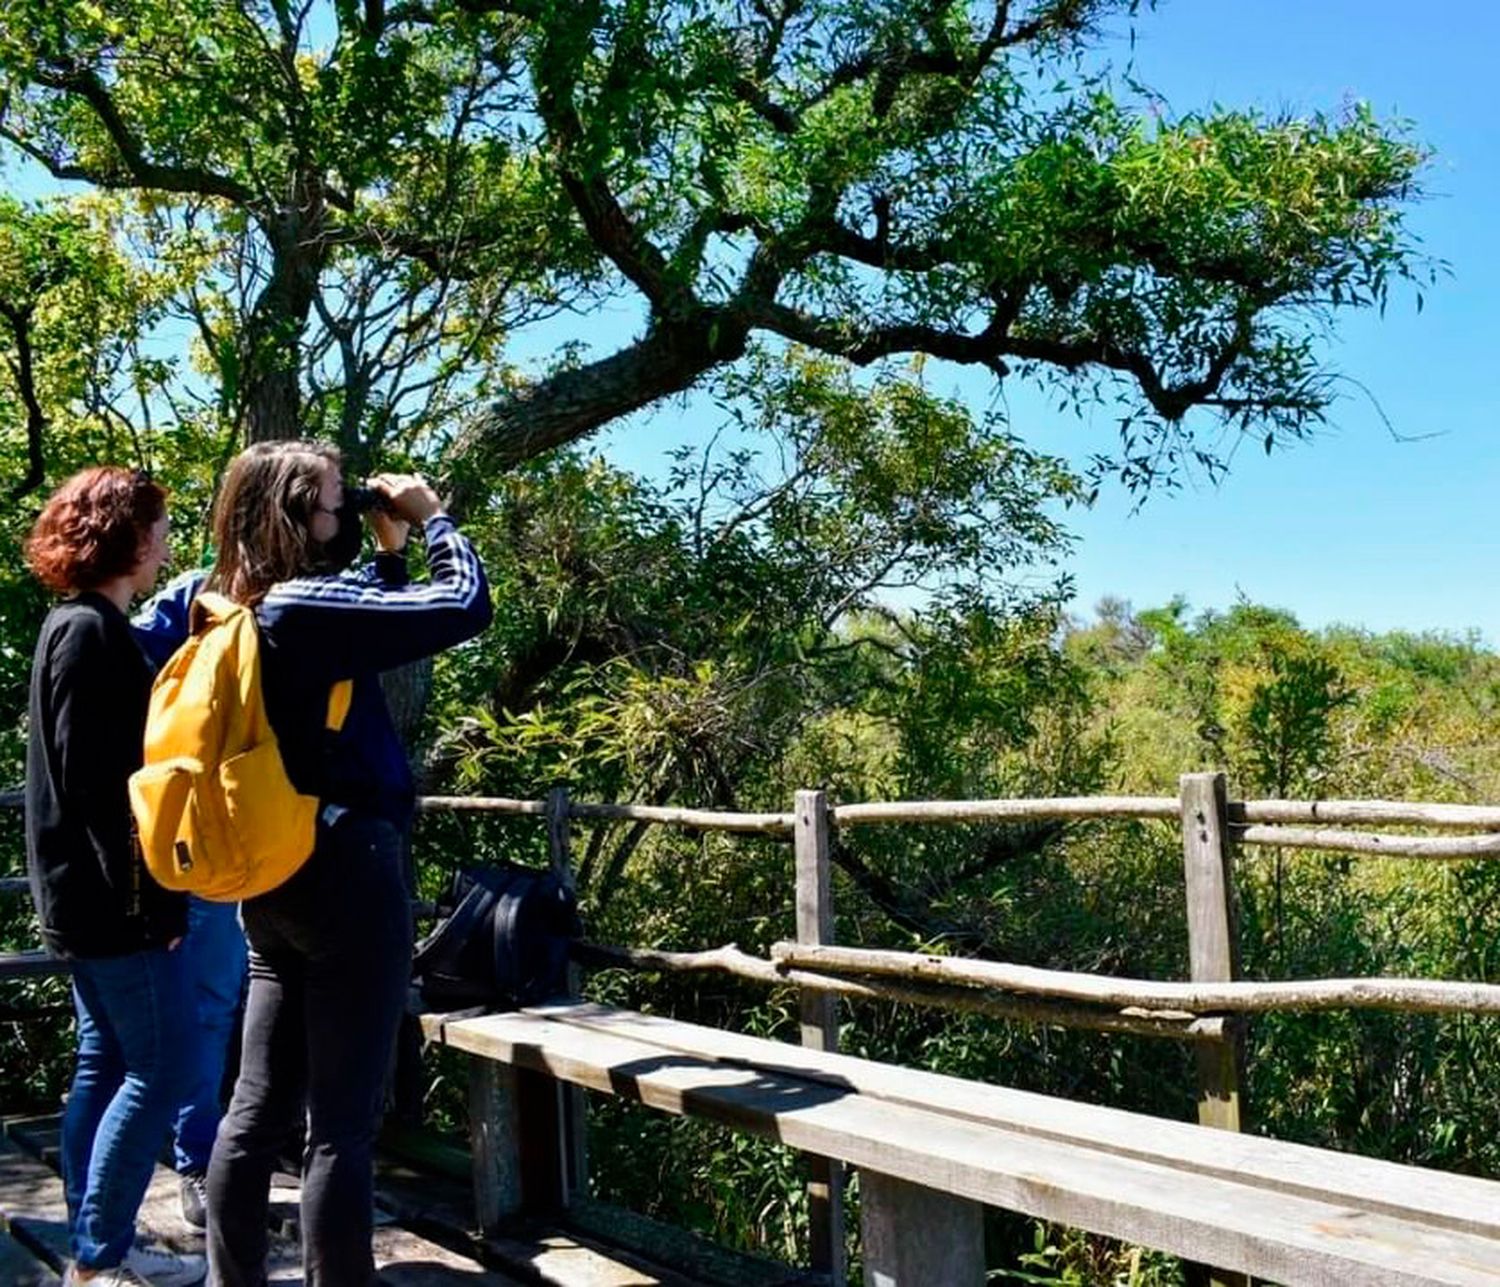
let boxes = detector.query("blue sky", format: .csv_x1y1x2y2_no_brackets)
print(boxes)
1037,1,1500,642
598,2,1500,641
8,2,1494,641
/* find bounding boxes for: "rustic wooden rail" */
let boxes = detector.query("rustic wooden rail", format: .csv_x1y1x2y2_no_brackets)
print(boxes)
7,777,1500,1285
408,775,1500,1287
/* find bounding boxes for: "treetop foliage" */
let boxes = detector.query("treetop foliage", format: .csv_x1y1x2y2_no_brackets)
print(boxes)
0,0,1433,502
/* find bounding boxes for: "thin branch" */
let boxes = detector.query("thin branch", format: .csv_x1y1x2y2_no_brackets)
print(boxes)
0,303,47,498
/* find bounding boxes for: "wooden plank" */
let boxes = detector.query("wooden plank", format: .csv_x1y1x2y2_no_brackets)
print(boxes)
1237,826,1500,859
371,1220,522,1284
547,784,589,1203
0,953,67,982
534,1004,1500,1244
478,1229,677,1286
419,796,548,816
767,942,1500,1019
2,1118,62,1169
426,1010,1500,1286
417,794,796,834
269,1173,525,1283
570,802,794,836
1235,799,1500,830
1179,775,1249,1287
548,787,576,893
0,1139,66,1279
794,788,845,1284
379,1138,796,1287
470,1058,522,1232
1180,775,1248,1287
0,1137,203,1266
567,1196,812,1287
0,1134,517,1285
576,940,1228,1040
376,1159,690,1287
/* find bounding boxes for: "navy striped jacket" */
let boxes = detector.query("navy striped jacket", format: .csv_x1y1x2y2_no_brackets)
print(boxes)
135,514,492,826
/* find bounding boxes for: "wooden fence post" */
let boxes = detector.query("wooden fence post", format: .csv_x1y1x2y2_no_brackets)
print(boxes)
466,787,582,1233
468,1060,570,1230
795,789,846,1285
860,1172,984,1287
1179,772,1249,1287
545,785,588,1205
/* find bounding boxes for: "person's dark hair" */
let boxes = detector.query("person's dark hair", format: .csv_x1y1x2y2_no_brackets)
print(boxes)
25,466,168,594
206,440,341,605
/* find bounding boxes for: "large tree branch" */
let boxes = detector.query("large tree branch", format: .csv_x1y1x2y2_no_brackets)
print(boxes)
531,20,687,317
742,298,1014,376
23,68,257,205
945,821,1066,886
742,295,1263,423
800,0,1093,116
444,312,750,513
829,836,985,948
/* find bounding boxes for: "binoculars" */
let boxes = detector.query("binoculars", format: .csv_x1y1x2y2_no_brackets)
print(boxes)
343,485,395,515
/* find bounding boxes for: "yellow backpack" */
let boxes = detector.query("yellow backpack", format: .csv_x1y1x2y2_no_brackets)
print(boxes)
128,591,352,902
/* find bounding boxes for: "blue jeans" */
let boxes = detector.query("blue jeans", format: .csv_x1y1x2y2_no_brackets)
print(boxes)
64,945,193,1269
173,897,248,1176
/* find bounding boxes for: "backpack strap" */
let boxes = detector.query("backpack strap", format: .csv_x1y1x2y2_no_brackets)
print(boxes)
326,680,353,733
412,876,497,979
189,590,240,633
189,590,351,732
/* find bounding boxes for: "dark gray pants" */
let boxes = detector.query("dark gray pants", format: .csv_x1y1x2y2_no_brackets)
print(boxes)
206,813,410,1287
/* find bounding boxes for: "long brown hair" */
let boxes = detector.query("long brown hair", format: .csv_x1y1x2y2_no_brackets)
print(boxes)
25,466,168,594
206,440,340,605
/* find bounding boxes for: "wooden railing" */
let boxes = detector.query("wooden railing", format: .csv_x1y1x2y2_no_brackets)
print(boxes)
7,776,1500,1285
408,775,1500,1286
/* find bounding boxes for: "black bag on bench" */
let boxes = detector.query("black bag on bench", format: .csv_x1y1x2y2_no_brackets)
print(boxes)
413,863,581,1011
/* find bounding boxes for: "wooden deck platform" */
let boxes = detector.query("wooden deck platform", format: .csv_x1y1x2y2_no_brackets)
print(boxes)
0,1125,519,1285
0,1115,744,1286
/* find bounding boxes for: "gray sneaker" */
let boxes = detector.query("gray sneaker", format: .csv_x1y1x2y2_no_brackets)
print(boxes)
179,1170,208,1230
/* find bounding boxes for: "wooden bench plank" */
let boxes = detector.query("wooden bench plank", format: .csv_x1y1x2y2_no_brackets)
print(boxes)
426,1009,1500,1287
533,1002,1500,1244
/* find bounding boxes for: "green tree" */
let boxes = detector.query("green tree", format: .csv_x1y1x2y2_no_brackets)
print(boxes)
432,348,1085,910
0,0,1431,499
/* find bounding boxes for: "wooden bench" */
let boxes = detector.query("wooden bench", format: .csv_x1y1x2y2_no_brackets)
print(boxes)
422,1000,1500,1287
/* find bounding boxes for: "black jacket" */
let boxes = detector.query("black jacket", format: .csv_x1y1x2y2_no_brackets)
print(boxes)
25,593,187,958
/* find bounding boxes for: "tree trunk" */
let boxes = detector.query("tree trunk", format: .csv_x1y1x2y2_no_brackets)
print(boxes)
243,202,327,443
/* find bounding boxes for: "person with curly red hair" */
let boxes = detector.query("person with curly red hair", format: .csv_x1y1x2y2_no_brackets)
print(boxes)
24,466,206,1287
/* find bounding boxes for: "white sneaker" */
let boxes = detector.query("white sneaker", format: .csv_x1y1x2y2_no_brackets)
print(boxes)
64,1243,207,1286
